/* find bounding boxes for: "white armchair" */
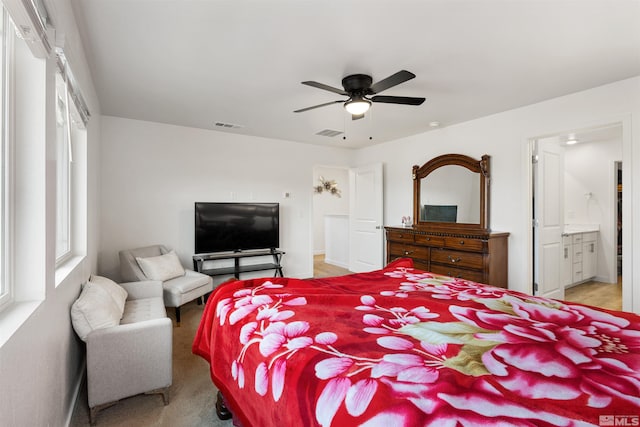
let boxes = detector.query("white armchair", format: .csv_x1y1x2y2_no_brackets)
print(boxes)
119,244,213,325
71,277,172,425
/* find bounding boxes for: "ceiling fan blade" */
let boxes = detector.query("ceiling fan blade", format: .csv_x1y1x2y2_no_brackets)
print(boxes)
371,95,425,106
301,81,348,96
294,100,343,113
369,70,416,94
352,113,365,121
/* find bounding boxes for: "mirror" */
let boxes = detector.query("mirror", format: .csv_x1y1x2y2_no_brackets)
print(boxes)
413,154,490,232
420,166,480,223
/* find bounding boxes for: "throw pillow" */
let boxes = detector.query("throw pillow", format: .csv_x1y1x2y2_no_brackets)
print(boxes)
71,282,124,341
89,275,128,314
136,250,185,281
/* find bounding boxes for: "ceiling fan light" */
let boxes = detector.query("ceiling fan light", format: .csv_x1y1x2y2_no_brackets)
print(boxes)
344,99,371,115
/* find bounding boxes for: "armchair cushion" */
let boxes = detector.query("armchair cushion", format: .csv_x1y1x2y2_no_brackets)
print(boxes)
135,250,185,281
120,298,168,324
71,280,126,341
163,270,213,308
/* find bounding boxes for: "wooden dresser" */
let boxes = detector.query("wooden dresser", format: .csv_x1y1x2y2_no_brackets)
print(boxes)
385,226,509,288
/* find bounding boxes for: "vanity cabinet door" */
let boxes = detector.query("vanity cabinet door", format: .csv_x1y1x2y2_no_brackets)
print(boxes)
582,233,598,280
562,235,572,286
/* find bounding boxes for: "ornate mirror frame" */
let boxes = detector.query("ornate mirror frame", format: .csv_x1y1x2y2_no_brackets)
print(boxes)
413,153,490,233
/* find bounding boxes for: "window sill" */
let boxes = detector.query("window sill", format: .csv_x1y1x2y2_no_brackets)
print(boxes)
0,300,42,348
55,254,86,287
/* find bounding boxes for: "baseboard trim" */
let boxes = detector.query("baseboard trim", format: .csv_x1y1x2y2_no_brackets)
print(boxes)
324,258,349,269
65,358,86,427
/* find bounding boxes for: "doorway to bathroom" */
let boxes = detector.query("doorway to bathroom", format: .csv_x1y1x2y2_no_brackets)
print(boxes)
532,123,623,310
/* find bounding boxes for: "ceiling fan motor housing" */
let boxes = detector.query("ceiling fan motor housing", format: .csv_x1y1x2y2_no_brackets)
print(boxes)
342,74,373,96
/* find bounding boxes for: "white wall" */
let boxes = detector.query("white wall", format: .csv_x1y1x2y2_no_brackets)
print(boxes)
312,166,349,254
564,137,622,283
355,76,640,312
98,117,353,283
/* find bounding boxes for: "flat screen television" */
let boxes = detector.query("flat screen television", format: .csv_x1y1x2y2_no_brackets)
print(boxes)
194,202,280,254
424,204,458,223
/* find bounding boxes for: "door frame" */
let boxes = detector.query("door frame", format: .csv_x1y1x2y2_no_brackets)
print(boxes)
524,115,633,312
311,164,351,264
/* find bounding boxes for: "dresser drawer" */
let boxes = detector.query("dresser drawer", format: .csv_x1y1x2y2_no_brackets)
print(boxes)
431,249,484,270
443,236,485,252
388,242,429,259
429,264,485,283
413,259,430,272
414,234,445,246
387,230,415,243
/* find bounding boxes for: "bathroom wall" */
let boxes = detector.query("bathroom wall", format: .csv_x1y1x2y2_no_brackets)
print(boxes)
564,137,622,283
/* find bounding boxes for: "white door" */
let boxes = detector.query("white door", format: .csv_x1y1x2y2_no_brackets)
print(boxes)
349,163,383,272
533,139,565,300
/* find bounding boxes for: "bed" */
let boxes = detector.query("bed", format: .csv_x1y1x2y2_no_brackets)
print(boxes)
193,258,640,426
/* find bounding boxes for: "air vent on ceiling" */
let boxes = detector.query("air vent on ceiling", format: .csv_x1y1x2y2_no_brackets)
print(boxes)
316,129,343,138
214,121,244,129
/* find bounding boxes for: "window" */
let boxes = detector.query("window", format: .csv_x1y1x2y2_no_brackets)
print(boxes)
55,71,70,262
54,46,89,270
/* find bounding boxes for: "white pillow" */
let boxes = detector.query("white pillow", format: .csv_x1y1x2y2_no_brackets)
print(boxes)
71,281,124,341
136,250,185,281
89,275,128,313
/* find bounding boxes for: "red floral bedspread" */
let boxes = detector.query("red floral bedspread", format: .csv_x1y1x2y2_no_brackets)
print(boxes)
193,259,640,427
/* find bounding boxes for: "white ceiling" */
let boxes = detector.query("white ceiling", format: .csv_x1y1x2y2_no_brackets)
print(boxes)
71,0,640,149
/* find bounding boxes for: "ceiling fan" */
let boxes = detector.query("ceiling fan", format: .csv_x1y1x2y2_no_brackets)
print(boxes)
294,70,425,120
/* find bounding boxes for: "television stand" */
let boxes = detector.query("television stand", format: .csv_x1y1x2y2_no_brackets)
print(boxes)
193,249,284,279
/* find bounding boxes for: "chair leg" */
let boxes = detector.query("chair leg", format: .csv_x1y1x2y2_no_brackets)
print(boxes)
89,402,117,426
145,386,170,405
175,307,181,326
89,406,98,426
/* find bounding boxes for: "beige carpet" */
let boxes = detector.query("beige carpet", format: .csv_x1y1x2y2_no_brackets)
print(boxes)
70,300,233,427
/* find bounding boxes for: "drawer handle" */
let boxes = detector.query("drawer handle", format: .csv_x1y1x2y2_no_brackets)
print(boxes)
404,250,414,256
425,237,430,241
447,272,462,278
448,255,462,263
459,240,465,245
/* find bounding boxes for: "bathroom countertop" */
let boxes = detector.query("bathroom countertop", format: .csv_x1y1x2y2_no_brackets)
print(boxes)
563,224,600,235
